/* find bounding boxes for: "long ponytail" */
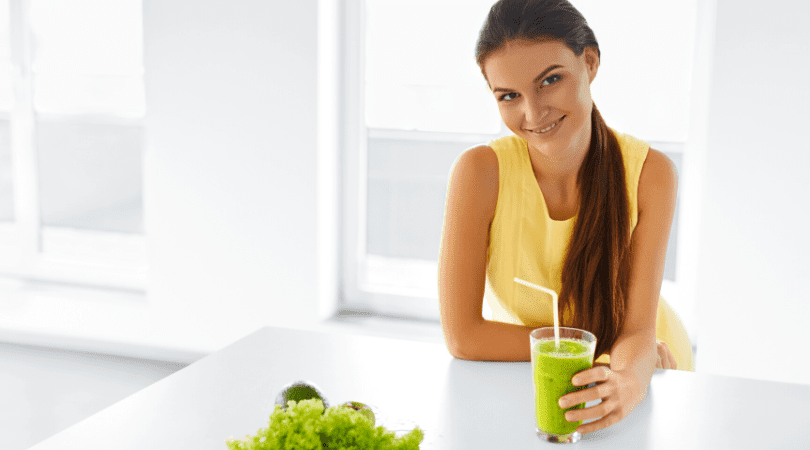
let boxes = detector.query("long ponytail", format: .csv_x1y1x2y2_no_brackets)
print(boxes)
559,102,630,358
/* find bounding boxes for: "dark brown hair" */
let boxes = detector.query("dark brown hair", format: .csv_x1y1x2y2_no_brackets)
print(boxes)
476,0,631,359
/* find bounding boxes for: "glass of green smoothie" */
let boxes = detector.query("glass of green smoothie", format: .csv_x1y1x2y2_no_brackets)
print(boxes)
530,327,596,443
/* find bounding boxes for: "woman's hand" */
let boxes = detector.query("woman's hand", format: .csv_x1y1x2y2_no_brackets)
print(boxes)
655,340,677,370
557,365,648,435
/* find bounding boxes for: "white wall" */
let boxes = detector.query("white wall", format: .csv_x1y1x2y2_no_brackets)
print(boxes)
0,0,333,361
695,0,810,384
143,0,329,348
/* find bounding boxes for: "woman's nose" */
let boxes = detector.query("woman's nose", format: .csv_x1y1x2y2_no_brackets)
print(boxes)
524,99,550,125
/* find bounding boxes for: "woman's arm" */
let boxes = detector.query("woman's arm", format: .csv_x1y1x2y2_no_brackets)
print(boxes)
558,147,679,434
610,147,679,373
438,145,536,361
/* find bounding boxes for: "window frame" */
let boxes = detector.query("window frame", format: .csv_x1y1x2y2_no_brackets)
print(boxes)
0,0,147,291
340,0,506,320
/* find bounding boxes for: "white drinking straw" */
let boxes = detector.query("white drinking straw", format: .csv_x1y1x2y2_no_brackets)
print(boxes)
514,277,560,348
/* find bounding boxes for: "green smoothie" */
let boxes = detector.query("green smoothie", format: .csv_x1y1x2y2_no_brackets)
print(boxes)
531,338,594,436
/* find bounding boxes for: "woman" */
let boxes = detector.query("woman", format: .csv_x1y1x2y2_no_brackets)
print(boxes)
438,0,694,434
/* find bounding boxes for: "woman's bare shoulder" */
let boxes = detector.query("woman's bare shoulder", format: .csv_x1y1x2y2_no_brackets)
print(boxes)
448,145,499,213
637,147,678,214
453,144,498,169
450,145,499,187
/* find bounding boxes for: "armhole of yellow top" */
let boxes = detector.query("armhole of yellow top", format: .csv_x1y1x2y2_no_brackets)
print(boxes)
611,129,650,232
484,141,504,205
484,142,503,265
632,144,650,230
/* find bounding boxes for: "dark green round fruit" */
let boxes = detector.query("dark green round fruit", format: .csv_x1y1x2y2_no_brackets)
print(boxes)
340,401,375,425
275,381,328,409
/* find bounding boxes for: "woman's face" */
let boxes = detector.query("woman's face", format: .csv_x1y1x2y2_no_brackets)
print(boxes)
482,39,599,161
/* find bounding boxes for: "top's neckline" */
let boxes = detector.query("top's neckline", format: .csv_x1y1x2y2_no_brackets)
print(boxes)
522,140,577,223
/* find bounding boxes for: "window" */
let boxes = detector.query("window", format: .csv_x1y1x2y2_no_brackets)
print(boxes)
341,1,699,330
0,0,146,290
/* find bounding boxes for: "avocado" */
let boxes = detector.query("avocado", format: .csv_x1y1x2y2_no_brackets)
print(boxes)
340,401,375,425
275,381,329,409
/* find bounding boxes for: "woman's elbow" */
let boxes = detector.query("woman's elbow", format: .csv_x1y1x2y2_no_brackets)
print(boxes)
442,331,464,359
441,327,480,361
445,340,472,360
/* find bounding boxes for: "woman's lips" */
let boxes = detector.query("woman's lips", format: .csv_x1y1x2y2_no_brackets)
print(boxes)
527,115,565,135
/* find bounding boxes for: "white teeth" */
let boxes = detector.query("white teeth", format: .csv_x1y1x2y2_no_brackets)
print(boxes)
529,117,563,134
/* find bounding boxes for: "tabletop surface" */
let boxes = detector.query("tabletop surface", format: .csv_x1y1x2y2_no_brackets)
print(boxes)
30,326,810,449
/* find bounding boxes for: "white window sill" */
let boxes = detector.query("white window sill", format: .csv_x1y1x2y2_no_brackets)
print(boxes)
314,311,445,346
0,276,204,364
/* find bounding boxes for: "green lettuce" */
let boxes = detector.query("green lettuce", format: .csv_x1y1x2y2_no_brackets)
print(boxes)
226,399,424,450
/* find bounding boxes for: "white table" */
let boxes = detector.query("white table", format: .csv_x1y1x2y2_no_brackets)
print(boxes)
30,326,810,449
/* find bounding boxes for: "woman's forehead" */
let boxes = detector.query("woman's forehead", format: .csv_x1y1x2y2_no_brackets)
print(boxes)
484,40,578,85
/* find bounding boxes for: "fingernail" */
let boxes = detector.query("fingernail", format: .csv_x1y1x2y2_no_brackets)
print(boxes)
558,399,567,408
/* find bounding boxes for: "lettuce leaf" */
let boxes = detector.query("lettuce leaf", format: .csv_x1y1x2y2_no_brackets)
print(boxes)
226,399,424,450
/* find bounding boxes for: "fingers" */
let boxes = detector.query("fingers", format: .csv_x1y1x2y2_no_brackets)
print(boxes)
559,380,612,408
571,365,611,387
658,341,678,369
559,366,612,407
657,341,675,370
564,398,612,423
667,347,678,370
576,411,621,435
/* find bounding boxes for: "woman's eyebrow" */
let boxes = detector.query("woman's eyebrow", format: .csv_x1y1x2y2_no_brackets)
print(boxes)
491,64,564,93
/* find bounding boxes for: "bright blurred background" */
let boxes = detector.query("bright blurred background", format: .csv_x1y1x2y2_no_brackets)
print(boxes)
0,0,808,446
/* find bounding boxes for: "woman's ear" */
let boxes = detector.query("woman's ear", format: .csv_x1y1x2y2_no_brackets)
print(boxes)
584,47,600,83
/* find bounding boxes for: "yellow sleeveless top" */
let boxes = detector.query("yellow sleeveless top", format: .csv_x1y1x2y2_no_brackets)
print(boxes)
483,128,694,371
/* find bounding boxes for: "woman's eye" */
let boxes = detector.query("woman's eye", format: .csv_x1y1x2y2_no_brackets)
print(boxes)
498,75,562,102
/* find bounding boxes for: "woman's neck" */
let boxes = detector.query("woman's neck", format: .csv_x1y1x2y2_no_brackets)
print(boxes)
528,138,590,195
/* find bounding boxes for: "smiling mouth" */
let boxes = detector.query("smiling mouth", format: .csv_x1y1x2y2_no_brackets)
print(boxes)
527,115,565,134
